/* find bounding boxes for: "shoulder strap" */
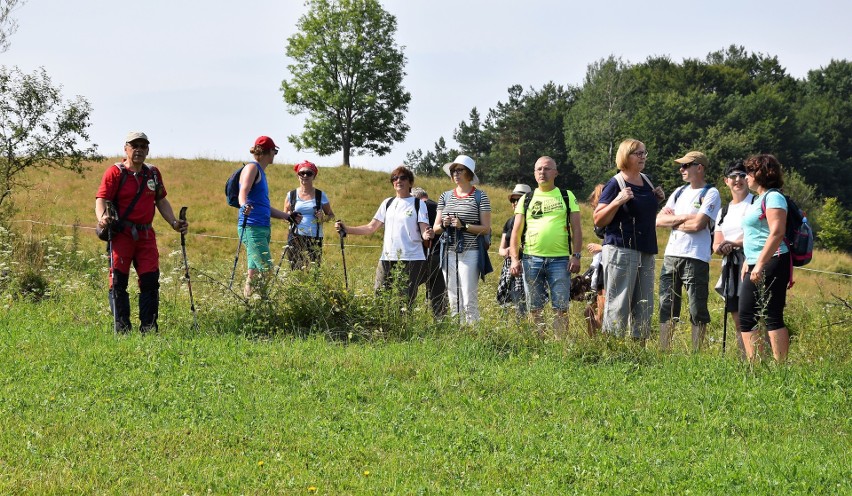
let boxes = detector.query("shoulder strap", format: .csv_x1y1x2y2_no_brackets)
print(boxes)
315,189,323,211
473,188,484,224
560,188,573,251
288,189,297,213
111,163,129,206
673,185,688,203
385,197,394,212
640,172,655,190
719,203,729,226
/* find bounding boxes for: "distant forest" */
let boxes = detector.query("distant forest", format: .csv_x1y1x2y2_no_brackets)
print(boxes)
406,46,852,213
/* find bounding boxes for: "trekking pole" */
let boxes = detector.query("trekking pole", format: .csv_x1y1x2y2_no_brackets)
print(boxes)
104,201,119,333
179,207,198,331
721,251,734,355
229,212,248,291
275,220,297,277
339,221,349,290
453,219,462,324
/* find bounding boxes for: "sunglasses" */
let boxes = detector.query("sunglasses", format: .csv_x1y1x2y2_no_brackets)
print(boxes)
727,172,747,179
391,175,410,182
127,142,148,150
298,170,314,177
679,162,698,170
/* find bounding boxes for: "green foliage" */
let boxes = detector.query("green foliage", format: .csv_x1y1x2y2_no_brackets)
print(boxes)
565,56,636,189
0,66,102,214
405,136,457,177
796,59,852,205
281,0,411,166
481,83,575,187
816,198,852,252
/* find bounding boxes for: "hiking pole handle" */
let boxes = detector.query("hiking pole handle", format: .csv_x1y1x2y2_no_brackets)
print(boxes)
179,207,188,247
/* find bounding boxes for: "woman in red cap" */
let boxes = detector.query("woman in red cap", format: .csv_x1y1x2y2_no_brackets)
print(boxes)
238,136,298,296
283,160,335,269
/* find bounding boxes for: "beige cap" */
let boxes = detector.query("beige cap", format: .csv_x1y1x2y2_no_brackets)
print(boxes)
674,151,708,167
125,131,149,144
509,183,531,200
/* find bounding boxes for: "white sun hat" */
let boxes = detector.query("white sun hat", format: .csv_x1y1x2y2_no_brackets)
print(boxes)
442,154,480,185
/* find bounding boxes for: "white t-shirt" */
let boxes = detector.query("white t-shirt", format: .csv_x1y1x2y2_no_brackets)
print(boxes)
374,196,429,261
663,185,722,263
714,193,755,243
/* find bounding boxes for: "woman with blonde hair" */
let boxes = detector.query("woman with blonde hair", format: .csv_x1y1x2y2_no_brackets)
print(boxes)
593,139,664,340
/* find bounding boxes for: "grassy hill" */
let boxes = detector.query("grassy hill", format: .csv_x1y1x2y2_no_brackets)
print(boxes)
0,157,850,493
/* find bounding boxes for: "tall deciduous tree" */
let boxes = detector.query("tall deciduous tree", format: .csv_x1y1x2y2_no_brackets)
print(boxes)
282,0,411,166
0,67,101,212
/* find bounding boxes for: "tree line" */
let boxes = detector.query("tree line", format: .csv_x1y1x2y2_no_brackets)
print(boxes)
405,47,852,249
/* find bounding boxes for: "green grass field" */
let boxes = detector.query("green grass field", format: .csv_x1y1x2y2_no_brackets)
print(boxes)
0,158,849,493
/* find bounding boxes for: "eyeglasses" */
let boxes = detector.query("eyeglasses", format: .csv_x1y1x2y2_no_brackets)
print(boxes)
631,150,649,158
679,162,698,170
272,148,279,155
298,171,314,177
450,168,465,175
391,175,410,182
727,172,747,179
127,142,148,150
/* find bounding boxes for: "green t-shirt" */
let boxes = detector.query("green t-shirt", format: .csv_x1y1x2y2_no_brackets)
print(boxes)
514,187,578,257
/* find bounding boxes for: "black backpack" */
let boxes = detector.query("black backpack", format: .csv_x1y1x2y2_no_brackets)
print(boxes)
225,162,260,208
289,189,324,214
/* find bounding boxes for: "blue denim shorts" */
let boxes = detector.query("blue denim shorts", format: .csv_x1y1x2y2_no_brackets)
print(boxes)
522,255,570,311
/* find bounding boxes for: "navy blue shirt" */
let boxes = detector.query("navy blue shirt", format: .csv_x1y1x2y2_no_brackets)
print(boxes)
597,176,658,254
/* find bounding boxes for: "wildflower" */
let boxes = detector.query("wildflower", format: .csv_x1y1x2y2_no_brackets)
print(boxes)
308,486,317,493
363,470,370,476
257,460,264,467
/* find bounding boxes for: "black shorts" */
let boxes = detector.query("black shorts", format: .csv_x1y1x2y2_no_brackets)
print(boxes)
739,252,790,332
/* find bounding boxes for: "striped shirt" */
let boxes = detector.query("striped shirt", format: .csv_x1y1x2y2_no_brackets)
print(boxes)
437,187,491,251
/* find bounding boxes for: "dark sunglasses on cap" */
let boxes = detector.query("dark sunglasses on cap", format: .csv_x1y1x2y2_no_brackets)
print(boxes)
298,170,314,177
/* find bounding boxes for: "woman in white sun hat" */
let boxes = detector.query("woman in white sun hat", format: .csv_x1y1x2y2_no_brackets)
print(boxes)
433,155,492,324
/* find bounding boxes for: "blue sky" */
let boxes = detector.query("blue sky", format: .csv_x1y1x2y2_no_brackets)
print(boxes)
3,0,850,170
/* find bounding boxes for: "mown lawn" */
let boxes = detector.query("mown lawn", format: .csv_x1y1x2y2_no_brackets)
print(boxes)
0,297,848,494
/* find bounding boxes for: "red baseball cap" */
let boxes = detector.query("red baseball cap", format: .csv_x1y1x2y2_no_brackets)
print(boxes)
254,136,278,151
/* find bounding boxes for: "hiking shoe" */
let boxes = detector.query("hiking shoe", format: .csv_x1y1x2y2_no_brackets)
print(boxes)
114,323,131,334
140,324,158,334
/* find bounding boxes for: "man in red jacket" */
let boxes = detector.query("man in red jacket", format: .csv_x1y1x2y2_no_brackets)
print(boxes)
95,132,188,333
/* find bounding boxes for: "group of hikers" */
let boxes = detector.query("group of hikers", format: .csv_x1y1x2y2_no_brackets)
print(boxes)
95,133,797,362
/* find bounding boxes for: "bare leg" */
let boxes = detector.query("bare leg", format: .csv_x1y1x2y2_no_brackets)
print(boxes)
730,311,746,361
767,327,790,362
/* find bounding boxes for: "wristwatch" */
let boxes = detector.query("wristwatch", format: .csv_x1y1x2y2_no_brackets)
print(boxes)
571,252,581,259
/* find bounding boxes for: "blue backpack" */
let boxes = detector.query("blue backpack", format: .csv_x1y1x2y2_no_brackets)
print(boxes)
760,189,813,267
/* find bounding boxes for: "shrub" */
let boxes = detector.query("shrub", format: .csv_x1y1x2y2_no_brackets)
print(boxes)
816,197,852,252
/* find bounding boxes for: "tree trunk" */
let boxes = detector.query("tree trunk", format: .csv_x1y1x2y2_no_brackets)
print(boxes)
342,141,351,167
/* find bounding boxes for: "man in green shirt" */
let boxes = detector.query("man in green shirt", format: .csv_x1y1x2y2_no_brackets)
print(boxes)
509,156,583,338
